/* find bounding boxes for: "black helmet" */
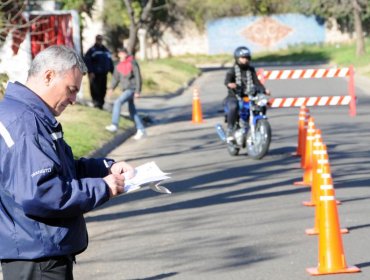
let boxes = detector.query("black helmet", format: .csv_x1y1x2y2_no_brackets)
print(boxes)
234,46,251,61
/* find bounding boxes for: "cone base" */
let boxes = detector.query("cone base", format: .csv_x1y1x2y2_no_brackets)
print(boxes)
307,266,360,275
305,228,318,235
305,228,348,235
294,181,310,186
302,200,315,206
291,151,300,157
302,200,341,206
192,119,204,124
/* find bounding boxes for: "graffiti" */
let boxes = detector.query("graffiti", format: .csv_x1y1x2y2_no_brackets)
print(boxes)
240,17,292,47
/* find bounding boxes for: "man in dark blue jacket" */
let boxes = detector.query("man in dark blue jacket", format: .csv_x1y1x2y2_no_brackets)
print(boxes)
0,45,134,279
84,34,114,109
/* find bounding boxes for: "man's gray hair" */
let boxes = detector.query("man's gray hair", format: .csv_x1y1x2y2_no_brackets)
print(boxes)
27,45,87,79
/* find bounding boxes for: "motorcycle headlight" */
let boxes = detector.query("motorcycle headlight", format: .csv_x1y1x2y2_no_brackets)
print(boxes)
256,95,268,106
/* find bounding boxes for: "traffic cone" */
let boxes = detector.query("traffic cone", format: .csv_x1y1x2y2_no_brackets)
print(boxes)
306,164,359,276
305,150,328,235
303,130,323,206
299,112,310,167
295,105,309,157
294,117,315,186
305,151,345,235
192,87,203,123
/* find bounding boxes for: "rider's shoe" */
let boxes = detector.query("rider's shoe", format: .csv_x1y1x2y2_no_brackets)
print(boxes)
226,128,235,143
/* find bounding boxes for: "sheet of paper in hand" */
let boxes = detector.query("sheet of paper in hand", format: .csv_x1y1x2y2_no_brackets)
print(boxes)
123,162,171,194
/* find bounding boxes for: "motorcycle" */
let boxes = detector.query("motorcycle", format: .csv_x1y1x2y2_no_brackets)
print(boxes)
215,85,272,160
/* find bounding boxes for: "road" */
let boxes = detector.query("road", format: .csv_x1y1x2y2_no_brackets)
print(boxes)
71,66,370,279
7,66,370,280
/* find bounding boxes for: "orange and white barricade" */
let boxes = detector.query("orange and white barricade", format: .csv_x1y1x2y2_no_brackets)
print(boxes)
258,66,356,116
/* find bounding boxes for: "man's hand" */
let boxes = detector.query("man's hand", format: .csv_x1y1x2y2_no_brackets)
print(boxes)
134,92,141,99
107,88,114,100
103,174,125,197
265,89,271,96
227,83,237,89
110,161,135,180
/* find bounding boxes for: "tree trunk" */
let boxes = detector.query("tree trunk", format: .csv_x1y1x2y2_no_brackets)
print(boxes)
123,0,154,56
352,0,366,56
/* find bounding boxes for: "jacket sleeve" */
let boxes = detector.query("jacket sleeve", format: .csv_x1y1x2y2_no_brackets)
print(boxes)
224,67,236,88
75,157,114,178
16,134,110,219
109,56,114,74
132,60,142,93
83,48,93,73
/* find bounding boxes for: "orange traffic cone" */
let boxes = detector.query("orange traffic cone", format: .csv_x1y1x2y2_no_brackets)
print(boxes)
295,105,309,157
192,87,203,123
303,130,323,206
294,117,315,186
306,164,359,276
305,151,345,235
299,112,310,167
305,149,328,235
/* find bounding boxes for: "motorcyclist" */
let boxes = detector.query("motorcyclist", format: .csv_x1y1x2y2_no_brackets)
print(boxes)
224,46,270,141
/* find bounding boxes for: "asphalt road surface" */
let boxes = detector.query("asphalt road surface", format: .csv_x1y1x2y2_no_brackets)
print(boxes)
72,66,370,280
2,65,370,280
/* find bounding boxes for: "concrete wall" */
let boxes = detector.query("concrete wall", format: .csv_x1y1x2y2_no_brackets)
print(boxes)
79,2,354,58
138,14,354,58
207,14,325,54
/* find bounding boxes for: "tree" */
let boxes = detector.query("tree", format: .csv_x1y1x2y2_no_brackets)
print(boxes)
123,0,154,54
102,0,179,56
294,0,368,56
0,0,28,49
352,0,366,56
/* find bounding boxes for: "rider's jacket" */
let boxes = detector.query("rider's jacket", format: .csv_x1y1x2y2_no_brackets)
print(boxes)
224,64,265,97
0,82,112,260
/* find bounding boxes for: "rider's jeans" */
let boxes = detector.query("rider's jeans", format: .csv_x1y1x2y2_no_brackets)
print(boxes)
225,95,239,130
111,89,145,131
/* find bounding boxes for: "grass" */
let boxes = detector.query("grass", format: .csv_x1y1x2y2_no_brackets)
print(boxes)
140,58,200,95
57,105,132,158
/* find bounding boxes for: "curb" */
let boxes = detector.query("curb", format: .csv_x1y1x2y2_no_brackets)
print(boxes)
85,75,200,157
87,127,137,158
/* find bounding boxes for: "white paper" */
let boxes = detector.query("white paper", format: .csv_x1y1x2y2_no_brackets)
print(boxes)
123,162,171,194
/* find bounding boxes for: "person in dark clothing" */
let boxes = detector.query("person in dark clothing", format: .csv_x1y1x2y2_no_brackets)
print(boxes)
0,45,135,280
84,34,114,109
224,46,270,141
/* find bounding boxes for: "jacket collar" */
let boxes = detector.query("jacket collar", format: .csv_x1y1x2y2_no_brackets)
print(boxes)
5,81,59,128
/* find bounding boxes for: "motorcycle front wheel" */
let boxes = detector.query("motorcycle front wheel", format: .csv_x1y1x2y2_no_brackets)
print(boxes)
246,119,271,160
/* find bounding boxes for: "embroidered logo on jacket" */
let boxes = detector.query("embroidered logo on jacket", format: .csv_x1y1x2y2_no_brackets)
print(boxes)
31,168,52,177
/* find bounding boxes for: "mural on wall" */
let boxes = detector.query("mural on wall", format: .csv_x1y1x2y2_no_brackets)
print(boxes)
207,14,325,55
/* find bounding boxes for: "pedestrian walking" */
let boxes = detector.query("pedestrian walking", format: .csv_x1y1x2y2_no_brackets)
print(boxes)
105,47,146,140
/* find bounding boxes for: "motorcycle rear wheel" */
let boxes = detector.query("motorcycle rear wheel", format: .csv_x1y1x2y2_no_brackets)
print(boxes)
246,119,271,160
